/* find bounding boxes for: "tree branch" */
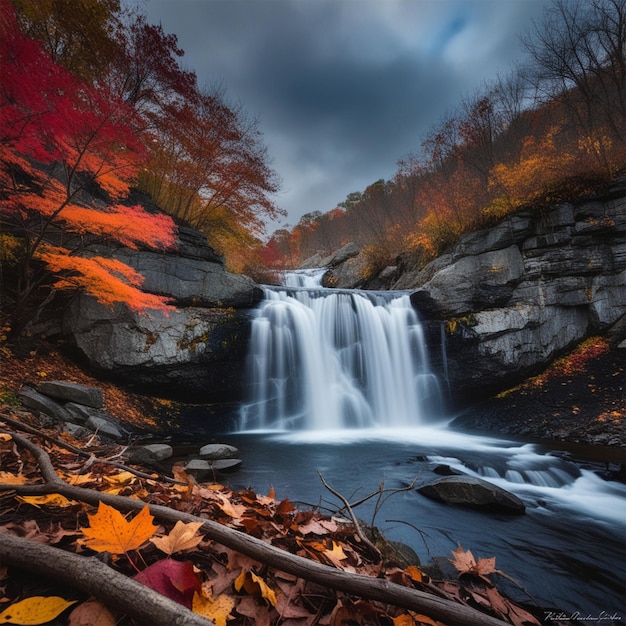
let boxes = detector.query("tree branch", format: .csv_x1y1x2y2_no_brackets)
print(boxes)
318,470,383,563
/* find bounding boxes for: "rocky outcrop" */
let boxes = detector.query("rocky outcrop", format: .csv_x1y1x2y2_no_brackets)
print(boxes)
62,225,259,402
19,381,132,441
394,180,626,403
299,242,369,289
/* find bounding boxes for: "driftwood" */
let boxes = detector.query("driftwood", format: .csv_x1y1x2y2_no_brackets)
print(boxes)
0,430,510,626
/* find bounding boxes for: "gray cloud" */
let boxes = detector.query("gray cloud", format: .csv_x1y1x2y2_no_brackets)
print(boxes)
142,0,549,229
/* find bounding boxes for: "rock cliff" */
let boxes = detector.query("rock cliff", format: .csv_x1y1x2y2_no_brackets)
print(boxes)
62,225,260,402
395,179,626,403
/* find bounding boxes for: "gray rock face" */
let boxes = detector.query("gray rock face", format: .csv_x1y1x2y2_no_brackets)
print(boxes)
101,247,261,309
199,443,239,459
417,475,526,514
62,224,260,402
63,297,253,402
395,180,626,403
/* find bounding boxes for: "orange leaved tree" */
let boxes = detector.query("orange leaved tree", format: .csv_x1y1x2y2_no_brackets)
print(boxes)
0,0,177,336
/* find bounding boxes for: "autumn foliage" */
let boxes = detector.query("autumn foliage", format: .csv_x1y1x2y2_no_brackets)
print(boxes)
0,0,284,334
263,0,625,271
0,0,181,333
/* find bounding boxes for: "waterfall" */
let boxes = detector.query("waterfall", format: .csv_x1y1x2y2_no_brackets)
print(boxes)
240,270,444,431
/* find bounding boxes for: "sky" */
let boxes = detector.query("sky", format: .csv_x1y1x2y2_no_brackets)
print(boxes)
140,0,551,232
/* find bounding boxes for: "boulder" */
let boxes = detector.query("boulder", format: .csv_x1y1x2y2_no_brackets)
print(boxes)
199,443,239,460
417,475,525,515
84,415,128,441
37,381,103,408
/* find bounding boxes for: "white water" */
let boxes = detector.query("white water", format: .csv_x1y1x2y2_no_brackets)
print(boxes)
240,270,443,430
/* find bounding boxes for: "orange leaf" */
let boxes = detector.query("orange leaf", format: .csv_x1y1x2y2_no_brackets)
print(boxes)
80,502,157,554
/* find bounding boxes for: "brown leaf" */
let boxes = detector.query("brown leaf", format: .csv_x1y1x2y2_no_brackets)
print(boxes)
150,520,204,555
449,543,498,582
68,600,116,626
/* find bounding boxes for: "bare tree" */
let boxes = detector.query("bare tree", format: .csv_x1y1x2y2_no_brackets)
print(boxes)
521,0,626,171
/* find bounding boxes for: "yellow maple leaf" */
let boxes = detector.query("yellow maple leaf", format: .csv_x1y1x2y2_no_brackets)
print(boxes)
0,595,77,625
80,502,157,554
150,520,205,555
16,494,76,508
192,590,234,626
324,541,348,568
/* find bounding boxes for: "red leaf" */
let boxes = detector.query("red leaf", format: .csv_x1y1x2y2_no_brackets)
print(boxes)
134,559,200,609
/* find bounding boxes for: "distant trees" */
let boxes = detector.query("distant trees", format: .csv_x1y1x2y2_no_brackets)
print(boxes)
263,0,625,271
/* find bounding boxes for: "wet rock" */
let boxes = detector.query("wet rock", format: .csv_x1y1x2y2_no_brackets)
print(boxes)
199,443,239,460
128,444,174,464
417,475,526,515
18,387,74,423
84,415,128,441
142,444,174,461
210,459,242,472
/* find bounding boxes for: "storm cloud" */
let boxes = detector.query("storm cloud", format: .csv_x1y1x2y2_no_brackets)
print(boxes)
141,0,550,229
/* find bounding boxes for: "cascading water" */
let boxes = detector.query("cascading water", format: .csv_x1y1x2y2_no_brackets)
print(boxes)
240,269,443,430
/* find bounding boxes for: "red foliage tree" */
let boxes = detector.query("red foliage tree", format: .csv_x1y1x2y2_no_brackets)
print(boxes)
0,0,177,334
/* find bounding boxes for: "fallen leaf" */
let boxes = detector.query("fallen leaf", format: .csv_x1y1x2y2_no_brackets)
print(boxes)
68,600,116,626
16,494,76,508
0,471,27,485
234,570,277,606
134,559,200,609
103,471,136,486
449,543,498,582
150,520,205,555
324,541,348,568
80,502,157,554
405,565,424,583
192,590,234,626
0,596,77,625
